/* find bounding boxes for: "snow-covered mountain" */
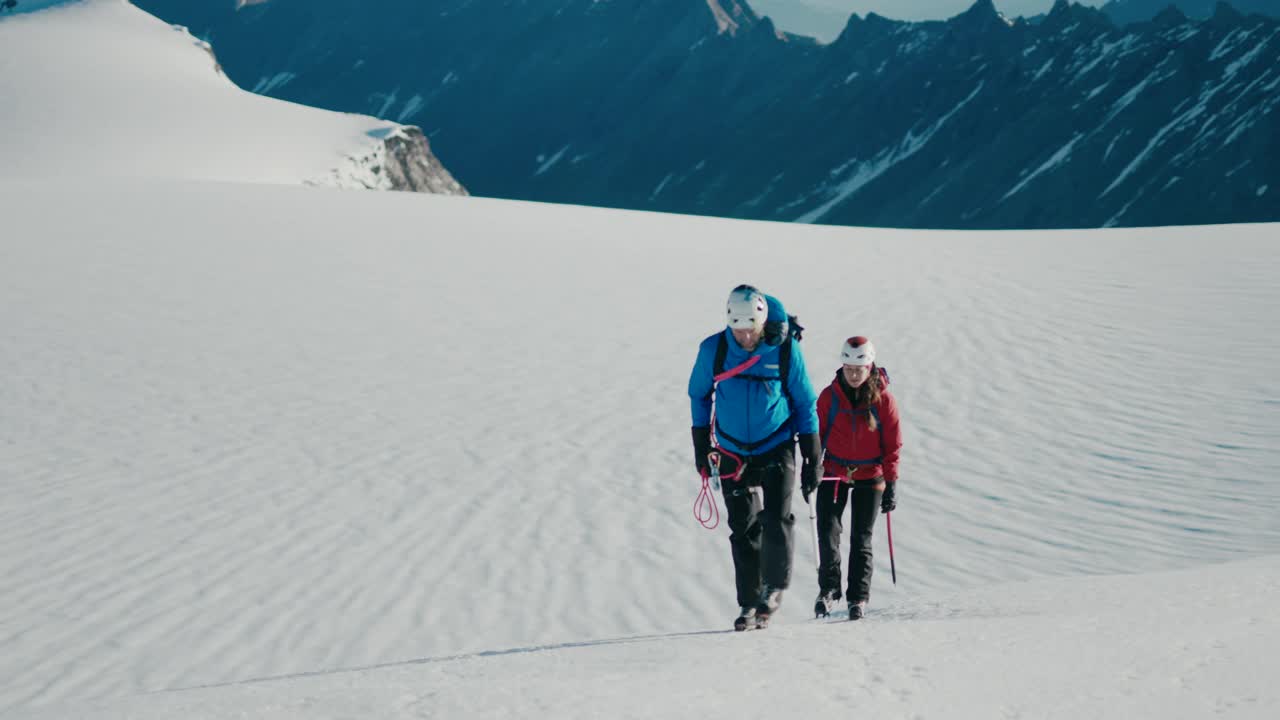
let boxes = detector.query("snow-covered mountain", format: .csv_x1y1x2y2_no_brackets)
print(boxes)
131,0,1278,228
0,0,466,193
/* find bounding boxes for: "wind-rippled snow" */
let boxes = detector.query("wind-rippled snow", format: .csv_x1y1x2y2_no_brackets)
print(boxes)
2,179,1279,715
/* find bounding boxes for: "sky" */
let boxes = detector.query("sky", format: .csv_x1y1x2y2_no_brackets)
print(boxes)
2,1,1279,718
751,0,1107,40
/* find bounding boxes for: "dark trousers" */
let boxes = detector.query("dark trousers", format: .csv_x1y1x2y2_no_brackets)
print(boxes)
816,479,883,603
720,441,796,608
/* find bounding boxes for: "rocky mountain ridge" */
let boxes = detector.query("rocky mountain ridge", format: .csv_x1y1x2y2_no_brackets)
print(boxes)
131,0,1279,227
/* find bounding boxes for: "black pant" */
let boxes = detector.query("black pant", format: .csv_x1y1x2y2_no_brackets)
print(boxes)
816,479,883,603
720,441,796,608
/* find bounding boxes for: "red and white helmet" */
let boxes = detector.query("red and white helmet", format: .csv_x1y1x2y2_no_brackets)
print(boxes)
840,336,876,366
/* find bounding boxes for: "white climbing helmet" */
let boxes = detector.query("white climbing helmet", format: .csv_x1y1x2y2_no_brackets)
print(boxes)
726,285,768,330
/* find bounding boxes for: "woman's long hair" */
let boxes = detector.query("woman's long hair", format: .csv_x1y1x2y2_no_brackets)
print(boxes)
838,366,884,431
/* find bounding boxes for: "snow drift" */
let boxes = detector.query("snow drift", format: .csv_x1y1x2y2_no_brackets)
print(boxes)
0,0,465,192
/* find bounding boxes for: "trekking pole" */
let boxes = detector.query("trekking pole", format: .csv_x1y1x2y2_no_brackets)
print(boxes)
885,511,897,585
808,496,820,572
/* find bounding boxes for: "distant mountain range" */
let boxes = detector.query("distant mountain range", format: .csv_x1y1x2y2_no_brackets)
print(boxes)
131,0,1279,228
1101,0,1278,24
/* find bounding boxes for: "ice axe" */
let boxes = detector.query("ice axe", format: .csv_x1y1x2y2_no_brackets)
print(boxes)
885,511,897,585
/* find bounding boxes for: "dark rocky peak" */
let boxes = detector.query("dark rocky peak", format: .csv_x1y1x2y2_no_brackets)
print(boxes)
718,11,772,50
949,0,1008,32
1150,3,1190,27
743,14,807,45
831,10,905,47
851,11,903,30
957,0,1000,20
1041,0,1077,28
1041,0,1114,34
1210,1,1244,22
749,14,777,39
703,0,760,36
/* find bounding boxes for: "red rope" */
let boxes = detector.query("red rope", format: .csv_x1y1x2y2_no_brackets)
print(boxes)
694,470,719,529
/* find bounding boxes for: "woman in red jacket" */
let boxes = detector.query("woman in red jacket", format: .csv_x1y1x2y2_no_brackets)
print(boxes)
812,336,902,620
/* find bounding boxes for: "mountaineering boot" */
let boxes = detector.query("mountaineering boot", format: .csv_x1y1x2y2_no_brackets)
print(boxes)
814,588,839,618
755,587,784,629
733,606,758,632
848,600,867,621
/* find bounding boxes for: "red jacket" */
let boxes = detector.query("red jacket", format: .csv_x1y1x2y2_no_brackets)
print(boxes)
817,373,902,482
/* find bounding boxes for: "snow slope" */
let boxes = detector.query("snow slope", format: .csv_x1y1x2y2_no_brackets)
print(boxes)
13,555,1279,719
2,177,1279,716
0,0,418,187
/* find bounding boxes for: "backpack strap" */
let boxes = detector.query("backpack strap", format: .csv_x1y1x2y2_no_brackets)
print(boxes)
703,334,731,400
821,397,839,447
779,339,793,403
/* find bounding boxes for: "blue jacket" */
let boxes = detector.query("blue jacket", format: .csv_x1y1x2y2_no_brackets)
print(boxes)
688,329,819,456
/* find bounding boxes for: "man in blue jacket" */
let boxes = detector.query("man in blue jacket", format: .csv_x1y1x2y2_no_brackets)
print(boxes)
689,284,821,630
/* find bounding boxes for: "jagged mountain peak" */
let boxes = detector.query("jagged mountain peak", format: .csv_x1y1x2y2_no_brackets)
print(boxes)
746,13,791,43
1150,4,1190,26
1049,0,1072,13
703,0,759,36
1042,0,1114,32
1211,1,1244,22
962,0,1000,17
829,10,904,48
951,0,1009,30
861,11,901,27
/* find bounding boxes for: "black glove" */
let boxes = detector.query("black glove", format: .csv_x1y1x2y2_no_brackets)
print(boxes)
881,481,897,514
692,426,712,476
797,432,822,503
